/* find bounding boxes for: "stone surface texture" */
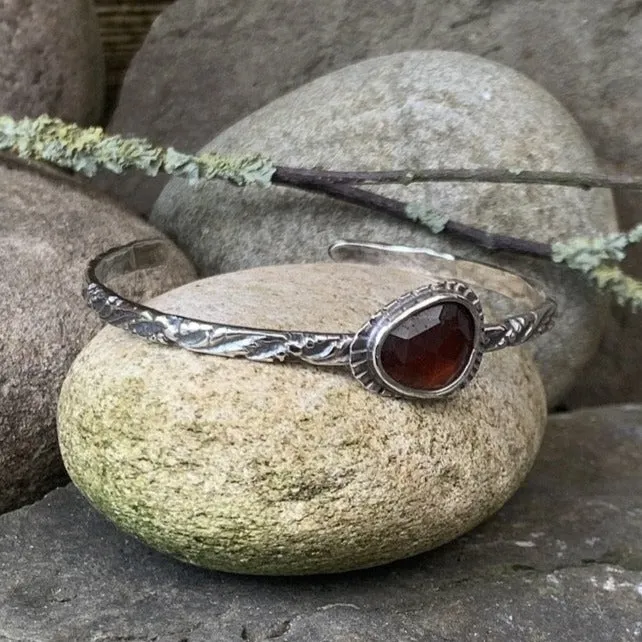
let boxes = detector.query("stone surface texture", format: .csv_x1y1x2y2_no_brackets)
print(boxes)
95,0,637,216
151,51,617,405
0,0,105,124
0,157,196,515
58,261,547,575
2,405,640,641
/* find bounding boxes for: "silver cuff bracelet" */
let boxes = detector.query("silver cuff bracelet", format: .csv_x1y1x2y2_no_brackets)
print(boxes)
84,239,556,400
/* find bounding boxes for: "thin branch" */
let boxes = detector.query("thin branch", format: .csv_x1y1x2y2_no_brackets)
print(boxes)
3,115,642,307
274,166,642,191
272,172,553,258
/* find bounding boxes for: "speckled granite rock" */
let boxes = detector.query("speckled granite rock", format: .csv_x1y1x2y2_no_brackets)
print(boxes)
94,0,638,216
0,0,105,124
58,261,546,575
3,405,641,640
0,158,196,515
151,51,617,405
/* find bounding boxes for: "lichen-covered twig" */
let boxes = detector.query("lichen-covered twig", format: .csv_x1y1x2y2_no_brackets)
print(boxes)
552,224,642,271
272,171,553,257
1,114,641,310
0,114,275,186
550,225,642,310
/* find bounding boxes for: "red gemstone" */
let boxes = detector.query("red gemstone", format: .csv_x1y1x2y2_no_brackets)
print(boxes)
380,302,475,391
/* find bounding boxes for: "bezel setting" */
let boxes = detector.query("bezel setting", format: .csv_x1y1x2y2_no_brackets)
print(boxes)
349,280,485,399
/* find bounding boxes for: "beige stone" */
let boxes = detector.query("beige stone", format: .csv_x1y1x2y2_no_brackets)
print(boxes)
0,158,196,514
59,261,547,575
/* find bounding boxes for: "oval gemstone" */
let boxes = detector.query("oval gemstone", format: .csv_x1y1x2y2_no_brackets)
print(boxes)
379,302,475,391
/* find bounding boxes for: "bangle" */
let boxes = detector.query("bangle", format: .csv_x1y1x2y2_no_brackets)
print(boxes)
84,239,556,400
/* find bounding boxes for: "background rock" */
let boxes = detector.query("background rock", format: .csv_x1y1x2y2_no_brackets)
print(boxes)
565,188,642,407
3,405,641,640
0,157,196,515
94,0,639,217
58,260,546,575
0,0,105,124
151,51,617,406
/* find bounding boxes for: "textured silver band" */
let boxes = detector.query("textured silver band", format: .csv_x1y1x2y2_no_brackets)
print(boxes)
85,238,556,398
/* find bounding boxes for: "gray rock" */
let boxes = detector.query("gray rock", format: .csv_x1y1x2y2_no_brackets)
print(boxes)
58,260,546,575
1,405,640,641
94,0,639,216
565,291,642,408
0,157,196,515
0,0,105,124
564,186,642,407
151,51,617,405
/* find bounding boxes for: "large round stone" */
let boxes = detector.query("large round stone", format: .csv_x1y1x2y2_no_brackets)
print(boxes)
151,51,617,405
58,261,547,575
0,0,105,124
0,158,195,514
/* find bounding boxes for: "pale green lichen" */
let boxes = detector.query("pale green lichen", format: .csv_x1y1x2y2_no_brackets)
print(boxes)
551,225,642,310
404,200,449,233
551,224,642,272
0,114,276,186
588,264,642,311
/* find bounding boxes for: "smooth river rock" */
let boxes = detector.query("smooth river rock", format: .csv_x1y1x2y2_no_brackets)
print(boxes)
95,0,638,216
58,261,547,575
0,157,196,515
151,51,617,405
92,0,642,408
0,0,105,124
3,405,641,640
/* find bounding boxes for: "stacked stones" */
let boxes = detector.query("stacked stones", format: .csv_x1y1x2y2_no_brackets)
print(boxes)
0,0,196,514
95,0,642,408
1,1,641,639
61,45,620,575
